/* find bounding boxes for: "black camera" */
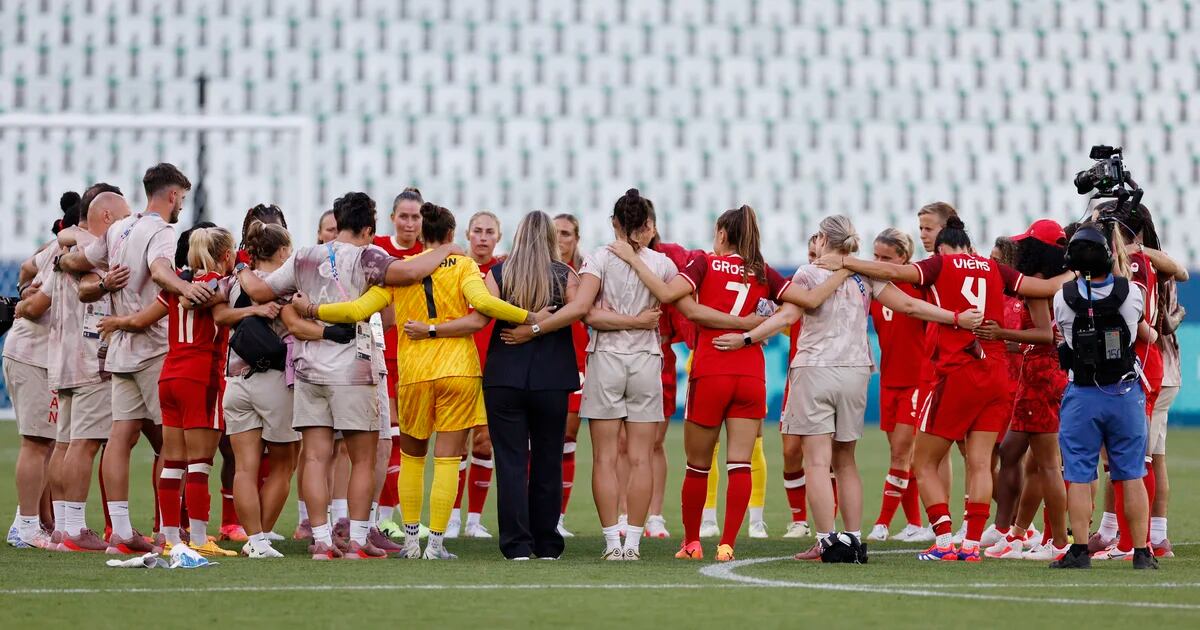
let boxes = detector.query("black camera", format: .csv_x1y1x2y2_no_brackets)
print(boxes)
1074,145,1128,196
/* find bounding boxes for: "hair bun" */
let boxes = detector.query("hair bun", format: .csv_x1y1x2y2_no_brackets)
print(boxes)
60,191,80,212
624,188,640,199
419,201,438,217
945,216,966,231
404,186,421,196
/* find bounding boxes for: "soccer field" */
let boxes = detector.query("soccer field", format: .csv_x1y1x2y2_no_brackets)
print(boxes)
1,424,1198,629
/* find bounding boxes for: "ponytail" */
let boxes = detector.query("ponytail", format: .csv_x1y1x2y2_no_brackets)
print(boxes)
933,215,972,251
612,188,652,246
243,219,292,264
716,204,766,284
818,214,860,254
187,227,236,275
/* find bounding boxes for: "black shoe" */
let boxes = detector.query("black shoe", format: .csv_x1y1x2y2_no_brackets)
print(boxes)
1132,548,1159,570
1049,545,1091,569
856,540,869,564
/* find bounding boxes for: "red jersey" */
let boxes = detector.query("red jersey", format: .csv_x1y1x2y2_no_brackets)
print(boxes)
655,241,698,353
374,236,423,362
1001,295,1027,384
1130,251,1163,386
680,252,790,379
472,256,504,370
870,282,927,388
911,253,1024,372
158,271,228,386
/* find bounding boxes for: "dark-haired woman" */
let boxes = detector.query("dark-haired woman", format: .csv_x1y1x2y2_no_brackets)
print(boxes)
818,216,1068,562
610,204,851,562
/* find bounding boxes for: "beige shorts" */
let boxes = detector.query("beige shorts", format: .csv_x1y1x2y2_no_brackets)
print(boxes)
4,359,56,440
59,382,113,442
781,366,870,442
1148,385,1179,456
111,356,165,424
293,380,380,433
579,351,664,422
376,377,391,439
224,371,299,443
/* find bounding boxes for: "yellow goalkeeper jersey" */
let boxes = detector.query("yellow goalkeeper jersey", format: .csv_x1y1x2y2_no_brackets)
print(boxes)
318,253,528,385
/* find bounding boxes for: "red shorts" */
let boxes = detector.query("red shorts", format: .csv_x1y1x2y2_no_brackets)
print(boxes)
387,358,399,401
1143,375,1162,421
685,375,766,428
879,386,919,432
663,378,678,418
919,360,1009,442
1009,352,1067,434
160,380,222,431
568,391,582,414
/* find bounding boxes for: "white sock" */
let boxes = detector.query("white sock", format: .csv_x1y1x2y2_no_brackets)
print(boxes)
1098,512,1119,539
428,531,444,549
108,501,133,539
935,532,953,548
702,507,717,523
331,499,349,522
467,512,481,527
350,519,370,545
162,526,182,546
846,530,862,541
64,502,87,536
189,518,208,544
624,525,643,551
602,524,622,551
52,501,67,532
1150,517,1168,545
450,508,461,523
370,502,379,525
297,500,309,522
249,531,270,554
819,531,835,546
17,514,39,541
748,506,764,525
404,522,420,545
379,505,395,523
962,539,979,551
311,522,333,546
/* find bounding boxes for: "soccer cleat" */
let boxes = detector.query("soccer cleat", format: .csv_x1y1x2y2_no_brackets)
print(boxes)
6,525,20,547
793,541,824,561
602,547,624,561
867,524,890,542
293,519,313,541
248,543,285,559
644,515,669,538
421,544,458,560
1091,546,1133,561
621,547,641,561
264,531,285,542
1023,543,1069,561
378,519,403,539
309,541,343,560
906,525,936,542
617,514,628,537
345,541,389,560
557,514,575,538
979,525,1005,547
748,521,769,539
1152,539,1174,558
783,521,811,539
957,545,982,563
62,529,110,552
368,527,404,553
190,540,238,557
1025,527,1040,545
951,522,967,545
48,530,65,552
715,544,735,562
106,531,160,555
698,520,721,539
1050,548,1091,569
463,522,493,538
399,537,422,559
1087,531,1115,555
445,518,461,539
332,518,350,541
219,525,248,542
984,540,1024,559
13,530,52,550
1132,549,1159,570
916,544,959,561
674,540,703,560
332,535,350,554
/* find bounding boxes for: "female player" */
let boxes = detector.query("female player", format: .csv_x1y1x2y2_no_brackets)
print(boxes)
817,216,1069,562
866,228,933,543
778,234,820,540
609,204,851,562
552,213,590,537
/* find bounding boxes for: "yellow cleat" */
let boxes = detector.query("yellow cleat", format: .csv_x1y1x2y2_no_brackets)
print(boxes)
715,544,735,562
189,540,238,558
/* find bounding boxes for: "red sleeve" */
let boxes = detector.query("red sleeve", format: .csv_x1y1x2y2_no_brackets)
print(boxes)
1130,252,1152,291
998,262,1025,296
764,265,792,301
679,251,708,292
911,256,942,288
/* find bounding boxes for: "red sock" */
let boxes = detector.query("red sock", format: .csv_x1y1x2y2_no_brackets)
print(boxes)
875,468,908,527
965,501,990,545
783,471,807,522
220,488,238,528
901,472,922,526
185,458,214,526
681,466,709,543
467,456,493,515
927,502,952,538
452,456,468,510
831,476,839,519
152,454,162,532
379,439,401,508
158,460,185,529
561,440,577,514
1114,480,1133,552
99,446,112,535
719,462,752,548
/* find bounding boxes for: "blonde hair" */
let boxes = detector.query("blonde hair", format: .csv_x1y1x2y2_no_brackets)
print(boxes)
818,214,860,254
503,211,561,311
917,201,958,224
187,227,236,274
874,228,915,263
468,211,501,234
1109,224,1133,278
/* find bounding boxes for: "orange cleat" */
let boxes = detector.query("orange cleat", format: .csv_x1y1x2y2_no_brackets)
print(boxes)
715,544,735,562
674,540,703,560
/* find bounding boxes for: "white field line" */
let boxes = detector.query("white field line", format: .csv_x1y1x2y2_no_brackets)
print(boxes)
0,583,759,596
700,557,1200,611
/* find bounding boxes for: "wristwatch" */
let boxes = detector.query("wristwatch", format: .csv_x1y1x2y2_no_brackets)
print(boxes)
742,333,753,347
99,278,109,293
428,324,437,338
531,323,543,336
234,261,250,274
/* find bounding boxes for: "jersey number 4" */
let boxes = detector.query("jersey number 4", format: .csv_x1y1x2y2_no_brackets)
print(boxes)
725,281,750,315
960,277,987,312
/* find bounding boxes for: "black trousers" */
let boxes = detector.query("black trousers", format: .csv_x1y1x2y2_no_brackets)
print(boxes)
484,386,569,559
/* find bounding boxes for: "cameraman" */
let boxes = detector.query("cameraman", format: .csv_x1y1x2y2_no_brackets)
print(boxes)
1050,223,1157,570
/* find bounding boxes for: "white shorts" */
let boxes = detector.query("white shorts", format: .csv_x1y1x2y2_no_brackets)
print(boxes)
1148,385,1178,456
293,380,380,433
59,382,113,442
4,359,56,440
224,371,299,443
111,356,165,424
781,366,870,442
579,351,664,422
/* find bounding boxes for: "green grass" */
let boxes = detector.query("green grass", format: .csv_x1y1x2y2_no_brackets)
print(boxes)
1,423,1199,629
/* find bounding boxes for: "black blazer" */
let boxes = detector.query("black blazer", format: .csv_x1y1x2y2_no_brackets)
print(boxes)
483,260,581,392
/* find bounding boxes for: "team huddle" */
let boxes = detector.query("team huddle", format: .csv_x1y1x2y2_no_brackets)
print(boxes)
3,162,1185,567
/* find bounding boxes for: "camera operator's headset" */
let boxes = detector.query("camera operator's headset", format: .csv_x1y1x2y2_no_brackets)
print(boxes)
1064,225,1138,395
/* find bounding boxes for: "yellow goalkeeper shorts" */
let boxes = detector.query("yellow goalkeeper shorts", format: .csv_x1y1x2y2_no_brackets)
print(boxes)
398,377,486,440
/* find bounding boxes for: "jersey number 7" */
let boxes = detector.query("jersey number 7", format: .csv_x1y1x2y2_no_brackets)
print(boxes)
725,281,750,315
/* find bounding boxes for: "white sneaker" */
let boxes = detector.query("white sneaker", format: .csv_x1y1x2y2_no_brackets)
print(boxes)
980,524,1005,547
644,515,670,539
14,529,52,550
602,547,623,561
248,542,285,559
867,524,890,542
783,521,811,539
891,524,922,542
422,544,457,560
1024,527,1041,549
1022,543,1067,561
621,547,641,561
699,520,721,538
400,536,422,559
6,525,20,547
1091,545,1133,560
951,522,967,545
556,514,574,538
463,522,492,538
617,514,628,537
748,521,769,539
264,531,285,542
910,525,936,542
984,539,1024,559
445,518,461,539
